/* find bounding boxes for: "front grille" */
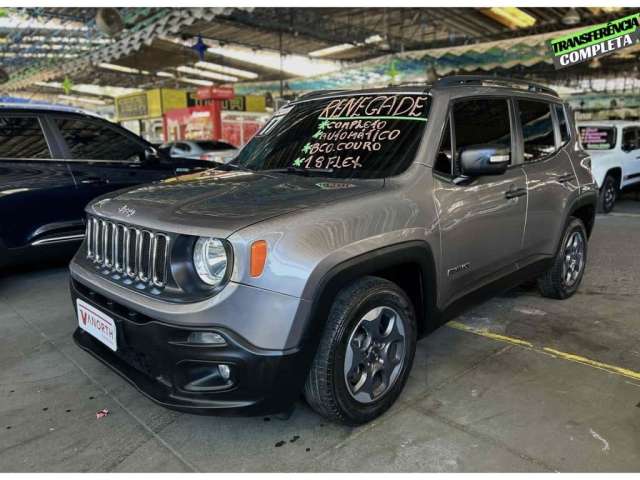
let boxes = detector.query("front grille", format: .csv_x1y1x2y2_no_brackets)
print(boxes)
86,215,170,288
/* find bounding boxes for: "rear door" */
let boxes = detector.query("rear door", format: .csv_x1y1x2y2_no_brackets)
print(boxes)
621,126,640,187
0,113,81,249
518,99,577,258
433,97,527,305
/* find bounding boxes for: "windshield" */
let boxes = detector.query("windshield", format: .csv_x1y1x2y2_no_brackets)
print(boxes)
579,126,616,150
230,93,430,178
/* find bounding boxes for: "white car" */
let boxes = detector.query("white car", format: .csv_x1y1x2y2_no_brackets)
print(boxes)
578,121,640,213
160,140,237,164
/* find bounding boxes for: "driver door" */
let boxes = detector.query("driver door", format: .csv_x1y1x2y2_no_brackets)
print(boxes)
432,97,527,306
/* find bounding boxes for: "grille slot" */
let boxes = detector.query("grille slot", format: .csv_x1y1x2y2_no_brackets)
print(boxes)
86,215,170,288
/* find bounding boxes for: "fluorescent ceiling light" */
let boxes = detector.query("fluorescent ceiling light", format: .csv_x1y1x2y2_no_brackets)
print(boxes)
309,34,383,58
195,61,258,79
0,52,80,58
21,36,112,44
98,63,150,75
309,43,355,58
156,71,175,78
58,95,107,106
176,77,214,87
588,7,623,14
364,34,384,44
4,43,93,51
0,14,87,31
482,7,537,29
35,82,141,98
207,45,342,77
161,37,342,77
176,66,238,82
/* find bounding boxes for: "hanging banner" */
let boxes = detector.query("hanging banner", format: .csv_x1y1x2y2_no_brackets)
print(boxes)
548,12,640,69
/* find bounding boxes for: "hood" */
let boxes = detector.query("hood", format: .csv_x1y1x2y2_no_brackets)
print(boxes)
88,169,384,238
585,149,616,158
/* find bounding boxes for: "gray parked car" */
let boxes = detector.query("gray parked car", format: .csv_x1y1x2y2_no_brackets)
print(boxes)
159,140,237,164
70,76,598,425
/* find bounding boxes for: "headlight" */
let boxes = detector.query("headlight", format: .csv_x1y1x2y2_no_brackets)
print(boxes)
193,237,228,286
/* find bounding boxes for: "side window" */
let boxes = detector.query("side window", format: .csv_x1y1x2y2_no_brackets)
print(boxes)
452,98,511,173
622,127,639,151
554,104,570,144
175,143,190,152
0,116,51,159
518,100,556,162
54,117,145,161
434,117,452,176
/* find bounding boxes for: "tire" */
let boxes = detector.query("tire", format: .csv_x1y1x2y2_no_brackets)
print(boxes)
598,173,618,214
537,217,588,299
304,276,417,425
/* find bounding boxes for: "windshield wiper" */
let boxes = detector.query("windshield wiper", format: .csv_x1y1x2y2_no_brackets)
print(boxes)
215,162,252,172
263,167,335,176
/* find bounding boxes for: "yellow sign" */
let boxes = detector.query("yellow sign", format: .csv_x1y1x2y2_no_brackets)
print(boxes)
245,95,266,113
116,88,188,121
146,89,162,118
222,95,266,113
116,93,148,120
162,89,188,112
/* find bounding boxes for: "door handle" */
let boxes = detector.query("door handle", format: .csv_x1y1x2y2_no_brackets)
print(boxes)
558,173,574,183
505,187,527,199
80,176,105,184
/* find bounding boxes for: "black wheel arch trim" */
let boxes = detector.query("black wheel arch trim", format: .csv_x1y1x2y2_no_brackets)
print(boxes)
555,192,597,255
290,240,439,395
603,167,622,190
306,240,437,335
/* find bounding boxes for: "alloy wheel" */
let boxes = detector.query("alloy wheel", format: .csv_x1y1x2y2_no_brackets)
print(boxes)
344,306,407,403
603,181,616,211
562,230,585,287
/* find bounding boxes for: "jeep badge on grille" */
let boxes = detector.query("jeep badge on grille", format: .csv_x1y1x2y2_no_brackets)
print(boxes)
118,205,136,217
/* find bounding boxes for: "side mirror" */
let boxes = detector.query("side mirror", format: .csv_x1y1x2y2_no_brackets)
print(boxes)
460,144,510,176
144,147,161,162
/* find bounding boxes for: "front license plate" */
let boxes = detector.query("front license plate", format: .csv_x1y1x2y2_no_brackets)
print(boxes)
77,299,117,351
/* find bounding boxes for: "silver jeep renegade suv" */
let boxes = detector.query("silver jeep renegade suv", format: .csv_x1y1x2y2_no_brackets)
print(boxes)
70,76,598,425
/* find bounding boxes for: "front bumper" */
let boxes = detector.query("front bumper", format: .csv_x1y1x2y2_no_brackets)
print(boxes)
71,279,310,416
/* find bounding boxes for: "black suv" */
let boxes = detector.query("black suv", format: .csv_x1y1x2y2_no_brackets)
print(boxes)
0,104,211,268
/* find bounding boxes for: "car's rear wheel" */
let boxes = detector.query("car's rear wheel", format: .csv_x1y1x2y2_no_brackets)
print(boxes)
599,173,618,213
537,217,588,299
304,276,416,425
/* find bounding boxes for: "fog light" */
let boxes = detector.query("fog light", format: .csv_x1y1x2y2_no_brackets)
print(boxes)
218,364,231,381
187,331,226,345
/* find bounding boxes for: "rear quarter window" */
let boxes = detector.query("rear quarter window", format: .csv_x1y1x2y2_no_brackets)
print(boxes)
0,116,51,159
518,100,556,162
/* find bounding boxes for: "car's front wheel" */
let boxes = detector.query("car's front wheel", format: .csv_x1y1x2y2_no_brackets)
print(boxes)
537,217,588,299
304,276,416,425
599,173,618,213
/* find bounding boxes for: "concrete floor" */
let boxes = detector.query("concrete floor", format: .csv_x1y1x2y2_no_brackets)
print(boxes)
1,198,640,472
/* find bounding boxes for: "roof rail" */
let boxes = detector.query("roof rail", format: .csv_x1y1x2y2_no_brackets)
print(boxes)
392,82,430,88
434,75,558,97
298,89,348,100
